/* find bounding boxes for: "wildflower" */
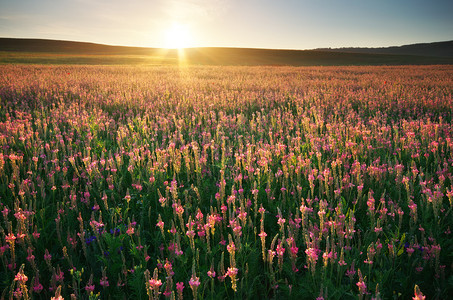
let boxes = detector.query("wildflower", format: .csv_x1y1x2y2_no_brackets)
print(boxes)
163,288,171,298
186,229,195,238
338,258,347,266
305,247,319,275
126,224,135,236
413,285,426,300
14,271,28,284
356,269,367,297
32,277,43,293
227,241,236,254
357,278,366,294
26,247,35,264
1,207,9,218
346,262,356,280
44,249,52,264
406,246,415,257
12,288,23,299
226,267,239,291
174,203,184,216
276,243,285,257
305,247,318,262
51,286,64,300
189,275,200,287
189,274,200,299
5,233,16,244
124,189,131,203
85,284,95,293
149,278,162,289
32,228,40,239
164,260,174,277
100,275,109,287
207,268,216,278
290,244,299,257
85,274,95,293
176,282,184,300
232,224,242,237
55,267,64,282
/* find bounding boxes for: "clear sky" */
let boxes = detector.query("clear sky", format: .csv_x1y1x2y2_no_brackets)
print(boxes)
0,0,452,49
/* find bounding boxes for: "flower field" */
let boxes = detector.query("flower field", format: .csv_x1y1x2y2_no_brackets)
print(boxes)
0,64,452,299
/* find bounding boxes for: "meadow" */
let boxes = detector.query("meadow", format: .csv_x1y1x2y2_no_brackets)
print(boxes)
0,64,452,299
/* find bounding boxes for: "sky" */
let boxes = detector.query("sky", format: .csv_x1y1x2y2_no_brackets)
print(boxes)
0,0,452,49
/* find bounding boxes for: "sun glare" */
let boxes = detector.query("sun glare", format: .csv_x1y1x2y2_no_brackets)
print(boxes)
164,23,192,49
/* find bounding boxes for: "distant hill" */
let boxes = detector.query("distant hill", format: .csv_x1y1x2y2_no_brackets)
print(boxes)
317,41,453,58
1,38,452,66
0,38,154,55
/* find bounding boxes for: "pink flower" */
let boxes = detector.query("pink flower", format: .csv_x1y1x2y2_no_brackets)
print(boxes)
5,233,16,244
55,268,64,282
164,260,174,277
189,275,200,288
85,284,95,293
406,247,415,256
176,282,184,293
276,243,285,256
207,269,216,278
100,276,109,287
356,269,367,295
44,249,52,262
126,226,134,236
346,263,356,279
32,230,40,239
227,242,236,254
14,272,28,283
226,267,238,277
305,247,318,262
149,278,162,289
356,280,367,295
1,207,9,218
33,282,43,293
277,217,286,226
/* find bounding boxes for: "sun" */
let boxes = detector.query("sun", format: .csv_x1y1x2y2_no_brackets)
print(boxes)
164,23,192,49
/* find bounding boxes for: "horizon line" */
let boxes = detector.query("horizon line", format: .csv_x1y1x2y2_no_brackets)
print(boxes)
1,36,452,52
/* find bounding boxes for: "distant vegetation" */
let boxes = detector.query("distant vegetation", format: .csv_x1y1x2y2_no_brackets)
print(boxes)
317,40,453,58
1,38,452,66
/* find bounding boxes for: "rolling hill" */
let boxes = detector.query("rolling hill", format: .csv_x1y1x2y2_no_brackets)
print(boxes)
1,38,452,66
